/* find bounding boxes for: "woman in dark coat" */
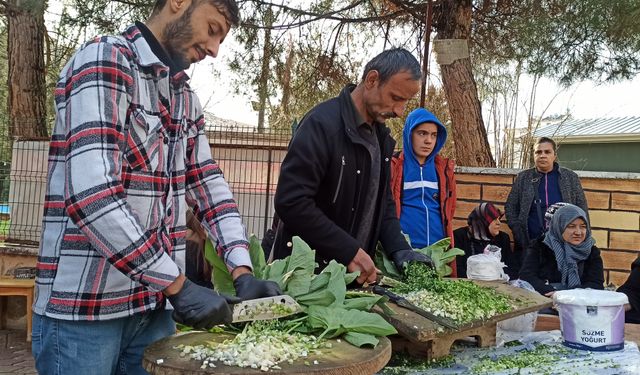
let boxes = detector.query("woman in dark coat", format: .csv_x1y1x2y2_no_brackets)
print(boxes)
617,256,640,324
519,204,604,296
453,202,516,278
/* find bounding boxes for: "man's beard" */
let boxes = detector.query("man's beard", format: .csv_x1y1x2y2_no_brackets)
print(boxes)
162,3,197,71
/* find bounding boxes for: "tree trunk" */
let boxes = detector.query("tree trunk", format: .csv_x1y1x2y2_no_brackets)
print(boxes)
434,0,495,167
256,7,273,133
7,0,48,139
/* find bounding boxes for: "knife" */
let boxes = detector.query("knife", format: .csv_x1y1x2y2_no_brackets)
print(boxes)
371,285,458,330
232,295,302,323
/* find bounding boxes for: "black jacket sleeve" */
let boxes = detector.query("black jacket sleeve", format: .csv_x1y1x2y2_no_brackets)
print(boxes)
452,227,470,278
505,174,528,250
519,240,555,295
274,115,360,265
378,184,412,259
580,246,605,290
617,257,640,315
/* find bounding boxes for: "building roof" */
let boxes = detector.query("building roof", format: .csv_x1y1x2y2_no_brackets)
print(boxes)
534,116,640,143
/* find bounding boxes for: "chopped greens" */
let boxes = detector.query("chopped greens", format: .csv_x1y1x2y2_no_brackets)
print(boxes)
375,237,465,277
471,344,575,374
395,263,513,325
176,320,327,372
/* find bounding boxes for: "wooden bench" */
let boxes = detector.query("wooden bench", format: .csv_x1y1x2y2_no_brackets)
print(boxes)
0,278,35,342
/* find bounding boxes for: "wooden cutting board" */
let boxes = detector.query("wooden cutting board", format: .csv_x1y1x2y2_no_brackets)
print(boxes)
143,331,391,375
379,279,552,342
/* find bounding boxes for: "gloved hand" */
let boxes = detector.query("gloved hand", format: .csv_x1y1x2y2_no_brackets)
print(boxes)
390,249,435,272
233,273,282,300
168,278,241,329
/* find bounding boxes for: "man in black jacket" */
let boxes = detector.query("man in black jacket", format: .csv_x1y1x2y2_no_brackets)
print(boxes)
272,48,432,285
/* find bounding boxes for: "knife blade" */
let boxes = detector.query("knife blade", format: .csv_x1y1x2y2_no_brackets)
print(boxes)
232,295,302,323
371,285,458,330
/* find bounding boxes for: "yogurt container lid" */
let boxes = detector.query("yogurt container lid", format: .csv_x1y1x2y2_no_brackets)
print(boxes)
553,289,629,306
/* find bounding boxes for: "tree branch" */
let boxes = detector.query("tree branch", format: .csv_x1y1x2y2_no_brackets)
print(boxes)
239,0,423,30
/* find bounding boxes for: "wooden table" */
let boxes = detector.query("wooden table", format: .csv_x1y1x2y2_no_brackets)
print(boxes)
143,332,392,375
380,280,552,359
0,278,35,342
535,314,640,345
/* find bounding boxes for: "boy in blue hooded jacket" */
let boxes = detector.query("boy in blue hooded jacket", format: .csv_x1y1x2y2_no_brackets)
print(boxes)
390,108,458,276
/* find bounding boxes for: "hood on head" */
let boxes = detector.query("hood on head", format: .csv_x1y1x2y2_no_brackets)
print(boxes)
403,108,447,165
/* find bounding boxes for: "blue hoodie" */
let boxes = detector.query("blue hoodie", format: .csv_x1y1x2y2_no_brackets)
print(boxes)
399,108,448,249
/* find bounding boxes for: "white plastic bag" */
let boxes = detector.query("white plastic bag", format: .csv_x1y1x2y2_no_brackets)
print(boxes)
466,253,509,281
497,280,539,341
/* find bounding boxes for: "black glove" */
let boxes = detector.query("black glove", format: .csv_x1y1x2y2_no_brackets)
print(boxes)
233,273,282,300
390,249,435,271
168,278,241,329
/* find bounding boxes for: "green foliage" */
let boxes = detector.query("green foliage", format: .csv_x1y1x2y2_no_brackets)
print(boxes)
413,238,465,278
205,235,395,347
307,305,396,345
375,237,464,278
203,239,235,295
395,263,513,325
248,235,266,279
374,243,402,279
473,0,640,85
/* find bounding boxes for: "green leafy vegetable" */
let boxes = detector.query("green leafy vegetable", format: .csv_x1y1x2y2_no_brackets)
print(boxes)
306,305,397,342
204,240,235,295
343,332,379,347
202,235,397,349
413,238,466,277
248,235,266,279
395,263,513,324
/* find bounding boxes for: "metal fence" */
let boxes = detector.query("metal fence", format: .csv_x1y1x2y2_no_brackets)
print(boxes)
206,126,291,240
0,121,294,246
0,115,51,245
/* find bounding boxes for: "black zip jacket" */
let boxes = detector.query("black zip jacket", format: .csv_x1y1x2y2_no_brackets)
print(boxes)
272,85,410,267
519,237,604,295
617,256,640,324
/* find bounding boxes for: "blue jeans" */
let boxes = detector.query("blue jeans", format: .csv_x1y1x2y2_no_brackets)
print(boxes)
32,310,175,375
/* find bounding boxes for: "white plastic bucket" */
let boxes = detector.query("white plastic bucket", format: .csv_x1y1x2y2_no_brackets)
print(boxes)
554,289,629,351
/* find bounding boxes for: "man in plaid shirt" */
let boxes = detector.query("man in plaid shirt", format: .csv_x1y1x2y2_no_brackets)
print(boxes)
31,0,281,373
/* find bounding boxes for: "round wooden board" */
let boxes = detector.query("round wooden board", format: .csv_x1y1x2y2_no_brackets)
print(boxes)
143,331,391,375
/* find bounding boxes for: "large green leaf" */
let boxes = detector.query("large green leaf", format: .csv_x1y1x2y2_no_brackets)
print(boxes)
321,261,348,307
262,258,289,286
307,305,397,341
284,269,312,297
296,289,336,307
286,236,316,274
374,243,402,279
307,273,331,293
203,240,235,295
413,237,465,277
343,332,379,347
248,235,266,279
342,295,386,311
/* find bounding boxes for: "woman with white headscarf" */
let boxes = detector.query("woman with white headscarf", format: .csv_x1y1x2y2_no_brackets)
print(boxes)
519,203,604,297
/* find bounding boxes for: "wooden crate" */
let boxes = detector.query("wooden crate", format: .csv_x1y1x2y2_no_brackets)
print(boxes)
379,280,552,359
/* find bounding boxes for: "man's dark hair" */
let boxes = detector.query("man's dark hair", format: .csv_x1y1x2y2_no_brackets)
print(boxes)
360,48,422,85
535,136,557,153
151,0,240,26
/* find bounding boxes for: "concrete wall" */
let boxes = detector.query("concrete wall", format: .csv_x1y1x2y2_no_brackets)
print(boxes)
455,167,640,287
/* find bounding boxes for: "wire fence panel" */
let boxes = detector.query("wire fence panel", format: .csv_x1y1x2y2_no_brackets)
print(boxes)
0,121,293,246
206,126,291,241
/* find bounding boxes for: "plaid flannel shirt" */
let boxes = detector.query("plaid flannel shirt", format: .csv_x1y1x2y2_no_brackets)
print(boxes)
33,25,252,320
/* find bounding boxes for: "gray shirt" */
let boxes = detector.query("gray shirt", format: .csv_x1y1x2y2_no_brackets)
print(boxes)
352,109,381,250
